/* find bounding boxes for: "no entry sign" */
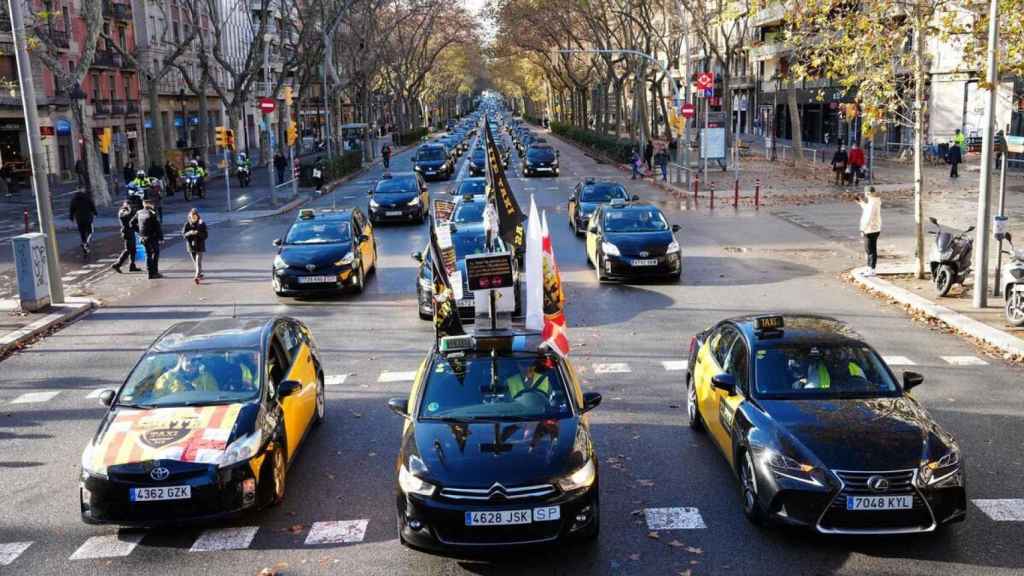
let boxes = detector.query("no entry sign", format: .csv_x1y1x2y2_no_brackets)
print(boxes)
681,103,695,119
258,97,276,114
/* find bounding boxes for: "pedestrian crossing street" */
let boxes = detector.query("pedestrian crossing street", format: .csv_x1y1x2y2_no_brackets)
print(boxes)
0,352,995,407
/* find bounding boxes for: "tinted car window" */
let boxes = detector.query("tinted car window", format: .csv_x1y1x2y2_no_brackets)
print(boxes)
285,220,351,244
452,232,488,257
456,180,487,196
602,208,669,233
375,176,418,194
581,183,628,203
711,326,739,366
526,147,554,162
453,202,486,224
754,344,899,398
416,148,445,161
119,350,260,407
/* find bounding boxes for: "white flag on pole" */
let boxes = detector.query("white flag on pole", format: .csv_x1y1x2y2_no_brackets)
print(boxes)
525,195,544,331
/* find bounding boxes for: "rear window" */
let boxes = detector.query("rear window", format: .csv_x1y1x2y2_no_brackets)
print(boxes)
453,202,486,224
457,180,487,196
416,148,445,161
581,183,627,203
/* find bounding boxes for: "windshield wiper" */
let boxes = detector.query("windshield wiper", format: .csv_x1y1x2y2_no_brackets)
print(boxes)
115,402,153,410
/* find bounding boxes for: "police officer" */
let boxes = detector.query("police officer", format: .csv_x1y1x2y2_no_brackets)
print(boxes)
111,200,141,274
130,200,163,279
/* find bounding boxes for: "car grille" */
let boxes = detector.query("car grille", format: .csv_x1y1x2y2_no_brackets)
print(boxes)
833,469,916,494
440,483,556,502
434,522,561,546
818,469,934,532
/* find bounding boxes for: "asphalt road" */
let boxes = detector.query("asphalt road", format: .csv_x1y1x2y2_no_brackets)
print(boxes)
0,129,1022,576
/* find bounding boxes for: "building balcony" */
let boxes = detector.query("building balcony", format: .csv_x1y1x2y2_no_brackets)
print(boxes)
750,41,791,62
111,100,126,115
751,2,787,28
102,0,132,20
126,101,139,115
92,51,123,68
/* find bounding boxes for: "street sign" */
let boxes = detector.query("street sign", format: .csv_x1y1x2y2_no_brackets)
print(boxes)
681,103,695,119
258,97,276,114
465,252,514,291
696,72,715,91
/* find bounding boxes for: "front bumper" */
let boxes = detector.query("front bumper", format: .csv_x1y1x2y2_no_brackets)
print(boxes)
370,203,423,222
274,266,354,294
397,483,598,553
469,164,485,176
415,165,449,180
598,252,681,280
80,460,259,527
523,165,558,176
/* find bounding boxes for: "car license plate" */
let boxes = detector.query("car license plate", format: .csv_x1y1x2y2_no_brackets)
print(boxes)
298,275,334,284
131,485,191,502
385,211,403,216
631,259,658,267
465,506,560,526
457,298,474,308
846,495,913,511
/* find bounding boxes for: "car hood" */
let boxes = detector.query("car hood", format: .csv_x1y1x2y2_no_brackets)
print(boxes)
374,192,418,204
759,397,942,470
603,231,674,256
416,159,446,168
278,242,353,267
410,418,582,487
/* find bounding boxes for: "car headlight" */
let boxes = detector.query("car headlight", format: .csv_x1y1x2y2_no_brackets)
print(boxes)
408,196,420,207
601,241,620,257
81,443,108,478
273,255,288,270
921,448,961,485
398,456,436,496
369,199,379,209
414,165,422,171
666,240,680,254
334,252,355,266
557,458,596,492
758,447,822,486
218,430,263,468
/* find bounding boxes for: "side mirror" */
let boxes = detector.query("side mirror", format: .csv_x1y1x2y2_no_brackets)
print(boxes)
928,216,939,226
272,238,282,247
387,397,410,418
903,371,924,392
581,392,602,413
98,389,116,407
277,380,301,399
672,224,681,233
411,251,423,262
711,373,737,396
367,189,374,197
631,195,640,201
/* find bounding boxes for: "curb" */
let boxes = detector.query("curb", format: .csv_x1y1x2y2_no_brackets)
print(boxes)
0,297,98,359
849,268,1024,361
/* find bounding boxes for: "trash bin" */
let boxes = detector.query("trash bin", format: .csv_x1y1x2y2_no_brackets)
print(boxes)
12,233,51,312
135,241,147,264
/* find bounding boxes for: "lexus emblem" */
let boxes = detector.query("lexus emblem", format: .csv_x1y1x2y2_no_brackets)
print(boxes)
866,475,890,492
149,466,170,481
305,264,316,272
639,251,650,258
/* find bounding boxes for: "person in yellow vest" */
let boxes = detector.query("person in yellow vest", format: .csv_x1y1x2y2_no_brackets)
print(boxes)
505,360,552,399
154,354,219,395
803,354,867,389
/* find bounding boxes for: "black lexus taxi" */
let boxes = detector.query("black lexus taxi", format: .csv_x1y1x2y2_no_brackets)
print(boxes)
387,332,602,552
80,317,325,526
585,200,681,282
568,179,638,235
368,172,430,224
272,208,377,296
686,314,967,534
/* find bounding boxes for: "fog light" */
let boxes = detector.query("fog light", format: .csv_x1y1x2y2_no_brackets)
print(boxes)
242,478,256,502
408,519,423,531
575,513,588,523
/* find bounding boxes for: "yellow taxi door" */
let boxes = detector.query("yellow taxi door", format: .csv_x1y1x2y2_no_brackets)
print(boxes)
710,339,749,469
275,325,316,459
354,212,373,270
585,211,600,264
694,336,724,445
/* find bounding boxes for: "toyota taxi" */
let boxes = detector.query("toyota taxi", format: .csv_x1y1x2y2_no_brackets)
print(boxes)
272,208,377,295
585,200,682,282
80,317,325,526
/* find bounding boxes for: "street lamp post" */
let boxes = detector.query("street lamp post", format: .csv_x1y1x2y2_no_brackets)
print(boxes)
972,0,1001,308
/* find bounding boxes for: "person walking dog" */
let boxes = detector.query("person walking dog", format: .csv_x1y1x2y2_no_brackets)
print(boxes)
182,208,208,284
856,186,882,276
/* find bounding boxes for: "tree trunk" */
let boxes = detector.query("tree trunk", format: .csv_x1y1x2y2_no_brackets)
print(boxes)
614,80,624,138
912,13,926,279
145,77,164,170
786,79,804,161
76,101,111,206
197,70,210,160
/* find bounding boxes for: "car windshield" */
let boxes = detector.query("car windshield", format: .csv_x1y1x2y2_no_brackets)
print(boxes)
754,344,899,399
457,180,487,196
375,177,418,195
452,232,488,257
419,353,573,420
417,148,445,161
581,183,628,203
453,202,486,224
118,350,260,408
527,147,553,161
285,220,351,244
603,208,669,233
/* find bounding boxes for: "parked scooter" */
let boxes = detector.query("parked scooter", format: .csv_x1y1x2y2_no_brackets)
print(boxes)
1000,233,1024,327
928,216,975,297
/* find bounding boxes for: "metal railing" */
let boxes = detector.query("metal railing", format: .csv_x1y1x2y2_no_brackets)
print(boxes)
668,162,694,187
778,145,821,163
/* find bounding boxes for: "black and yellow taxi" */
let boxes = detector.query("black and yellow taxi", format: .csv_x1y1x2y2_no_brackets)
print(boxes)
368,172,430,224
585,200,681,282
387,332,602,552
272,208,377,295
568,179,638,235
80,317,325,526
685,314,967,533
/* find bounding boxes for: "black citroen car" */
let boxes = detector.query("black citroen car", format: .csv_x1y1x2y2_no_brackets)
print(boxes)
413,144,453,180
687,314,967,533
272,208,377,295
368,172,429,224
80,317,325,526
585,201,681,282
388,331,602,552
523,144,559,177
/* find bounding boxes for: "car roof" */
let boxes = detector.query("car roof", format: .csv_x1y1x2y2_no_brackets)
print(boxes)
725,314,866,347
296,208,351,221
150,317,277,352
602,201,659,212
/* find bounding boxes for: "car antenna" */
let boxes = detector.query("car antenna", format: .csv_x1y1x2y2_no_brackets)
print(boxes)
232,302,237,319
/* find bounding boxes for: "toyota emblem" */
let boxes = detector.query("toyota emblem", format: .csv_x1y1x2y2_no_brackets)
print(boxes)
149,466,170,481
866,475,890,492
305,264,316,272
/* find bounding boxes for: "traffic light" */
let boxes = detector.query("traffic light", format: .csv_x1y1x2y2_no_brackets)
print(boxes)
286,123,298,147
98,127,112,154
283,86,293,107
226,128,235,150
215,126,228,148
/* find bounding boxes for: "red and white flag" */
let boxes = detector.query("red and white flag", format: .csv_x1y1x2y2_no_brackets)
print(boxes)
540,211,569,356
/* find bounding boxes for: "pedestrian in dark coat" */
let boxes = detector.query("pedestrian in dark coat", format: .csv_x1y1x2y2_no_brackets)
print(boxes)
831,145,848,185
274,153,287,183
130,201,163,278
68,190,97,257
182,208,208,284
654,147,670,181
947,141,962,178
111,200,141,273
644,141,655,172
630,148,641,180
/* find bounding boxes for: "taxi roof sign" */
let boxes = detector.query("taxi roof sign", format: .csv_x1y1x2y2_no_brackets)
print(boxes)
298,208,316,220
609,198,627,208
755,316,785,332
439,335,475,354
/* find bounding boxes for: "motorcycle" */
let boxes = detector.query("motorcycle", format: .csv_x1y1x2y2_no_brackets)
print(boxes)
126,183,145,213
237,165,251,187
928,216,975,297
1000,234,1024,327
182,172,203,201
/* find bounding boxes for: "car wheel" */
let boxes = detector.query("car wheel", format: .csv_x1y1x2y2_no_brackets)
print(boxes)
1006,291,1024,327
260,442,287,508
351,261,365,294
740,450,766,525
313,374,325,427
687,375,704,431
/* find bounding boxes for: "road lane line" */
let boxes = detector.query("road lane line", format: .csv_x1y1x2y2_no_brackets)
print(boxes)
973,499,1024,521
0,542,32,566
189,526,259,552
644,507,707,530
661,360,688,371
592,363,631,375
304,520,369,545
882,356,916,366
69,533,144,560
9,391,61,404
941,356,988,366
325,374,349,386
378,371,417,383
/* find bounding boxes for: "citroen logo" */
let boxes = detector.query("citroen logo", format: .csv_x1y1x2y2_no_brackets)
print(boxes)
866,475,890,492
487,482,508,500
639,251,650,258
305,264,316,271
150,466,170,481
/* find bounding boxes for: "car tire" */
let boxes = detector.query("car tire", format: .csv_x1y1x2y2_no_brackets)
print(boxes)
739,449,767,525
687,374,705,432
351,261,365,294
312,373,325,427
260,442,287,508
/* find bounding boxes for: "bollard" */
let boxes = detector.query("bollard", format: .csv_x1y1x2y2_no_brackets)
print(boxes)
23,209,29,233
734,179,740,208
710,184,715,210
693,174,700,203
754,178,761,209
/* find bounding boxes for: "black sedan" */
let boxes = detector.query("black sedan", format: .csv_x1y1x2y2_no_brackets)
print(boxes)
523,144,559,177
468,147,487,176
585,201,681,281
413,144,453,180
369,172,429,224
686,314,967,533
387,331,602,553
272,208,377,295
568,179,637,235
80,316,325,526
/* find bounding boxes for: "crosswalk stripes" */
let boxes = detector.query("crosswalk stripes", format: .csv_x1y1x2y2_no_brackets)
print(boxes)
325,374,349,386
883,356,917,366
69,533,144,560
661,360,688,371
941,356,988,366
189,526,259,552
378,371,417,383
973,499,1024,521
644,507,707,530
304,520,369,545
85,388,107,399
9,391,61,404
593,363,631,375
0,542,32,566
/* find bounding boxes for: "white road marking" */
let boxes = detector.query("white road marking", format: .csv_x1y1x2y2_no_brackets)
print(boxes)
0,542,32,566
644,507,707,530
378,371,417,383
9,391,61,404
304,520,369,545
941,356,988,366
69,533,144,560
85,388,108,399
592,363,631,375
661,360,689,371
325,374,349,386
189,526,259,552
973,499,1024,521
882,356,916,366
97,257,117,263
